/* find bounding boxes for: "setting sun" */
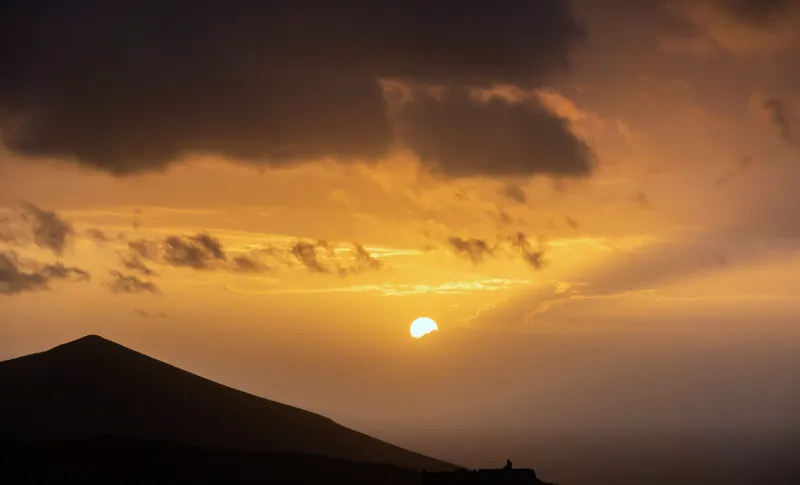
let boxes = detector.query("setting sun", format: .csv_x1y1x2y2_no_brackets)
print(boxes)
410,317,438,339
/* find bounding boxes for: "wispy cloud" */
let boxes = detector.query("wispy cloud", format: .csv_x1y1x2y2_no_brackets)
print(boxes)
446,232,547,269
19,203,74,255
108,271,161,295
223,278,533,297
124,232,385,277
0,250,90,295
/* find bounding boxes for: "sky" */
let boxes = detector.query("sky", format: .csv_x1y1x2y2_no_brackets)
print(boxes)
1,1,800,482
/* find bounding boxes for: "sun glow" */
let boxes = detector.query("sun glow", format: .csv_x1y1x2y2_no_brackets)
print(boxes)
410,317,438,339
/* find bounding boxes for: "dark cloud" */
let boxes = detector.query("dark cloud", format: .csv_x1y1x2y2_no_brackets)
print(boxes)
446,232,547,269
125,233,379,276
19,203,73,255
0,251,89,295
284,240,384,275
396,87,596,178
84,228,113,244
503,183,527,204
290,241,331,274
448,237,495,264
0,252,47,294
108,270,161,295
121,255,156,277
230,255,271,274
762,97,796,148
507,232,546,270
566,217,580,230
128,239,161,260
39,262,91,281
163,233,227,270
351,244,383,273
497,210,513,226
127,233,258,272
0,0,585,178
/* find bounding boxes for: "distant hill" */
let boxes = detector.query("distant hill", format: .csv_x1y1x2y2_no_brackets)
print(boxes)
0,335,458,472
2,434,422,485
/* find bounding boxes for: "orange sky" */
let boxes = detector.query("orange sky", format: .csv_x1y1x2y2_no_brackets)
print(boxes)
2,0,800,480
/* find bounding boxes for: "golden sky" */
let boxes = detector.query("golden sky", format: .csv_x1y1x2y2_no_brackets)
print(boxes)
1,0,800,479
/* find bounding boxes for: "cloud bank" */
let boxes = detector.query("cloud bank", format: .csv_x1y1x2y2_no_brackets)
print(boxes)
0,0,592,179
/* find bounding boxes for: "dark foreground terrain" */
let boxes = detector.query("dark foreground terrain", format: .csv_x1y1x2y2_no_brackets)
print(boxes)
0,335,456,472
1,434,422,484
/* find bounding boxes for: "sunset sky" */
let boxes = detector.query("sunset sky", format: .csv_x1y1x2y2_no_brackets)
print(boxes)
2,1,800,480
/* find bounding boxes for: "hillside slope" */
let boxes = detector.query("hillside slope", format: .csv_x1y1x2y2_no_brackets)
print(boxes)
0,335,457,472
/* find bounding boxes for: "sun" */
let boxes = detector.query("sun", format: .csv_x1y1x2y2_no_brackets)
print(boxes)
410,317,438,339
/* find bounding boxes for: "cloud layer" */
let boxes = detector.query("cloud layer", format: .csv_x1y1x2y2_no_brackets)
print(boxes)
0,0,590,179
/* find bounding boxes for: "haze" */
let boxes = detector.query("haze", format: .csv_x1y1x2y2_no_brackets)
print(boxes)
2,1,799,483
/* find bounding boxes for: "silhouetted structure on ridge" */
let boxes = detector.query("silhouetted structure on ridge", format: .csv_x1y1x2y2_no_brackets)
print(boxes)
421,460,553,485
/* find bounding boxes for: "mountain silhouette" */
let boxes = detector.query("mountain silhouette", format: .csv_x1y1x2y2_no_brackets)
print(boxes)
0,335,457,472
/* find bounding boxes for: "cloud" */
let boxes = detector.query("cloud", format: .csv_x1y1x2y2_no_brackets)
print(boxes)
39,262,91,281
660,0,799,57
224,278,533,297
163,233,227,270
503,183,527,204
497,209,513,226
351,244,383,273
507,232,546,270
128,239,161,260
108,270,161,295
83,228,114,244
0,252,47,294
749,92,800,148
447,233,546,269
448,237,495,264
0,250,90,295
487,220,800,328
287,241,382,275
121,254,156,277
0,0,585,177
19,203,74,255
395,87,596,178
127,233,272,273
229,255,271,274
290,241,332,274
124,232,381,276
566,217,580,230
761,96,797,147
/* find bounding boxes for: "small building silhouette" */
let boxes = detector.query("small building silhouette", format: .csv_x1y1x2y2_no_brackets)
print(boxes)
421,460,553,485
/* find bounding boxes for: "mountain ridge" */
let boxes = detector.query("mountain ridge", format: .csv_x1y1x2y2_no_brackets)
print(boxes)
0,334,458,472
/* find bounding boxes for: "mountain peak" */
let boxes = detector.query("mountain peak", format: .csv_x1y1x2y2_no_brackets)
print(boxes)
0,335,458,471
68,334,114,345
50,334,133,356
